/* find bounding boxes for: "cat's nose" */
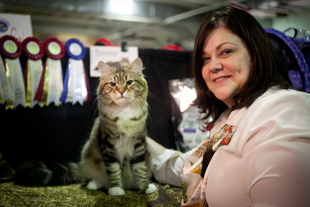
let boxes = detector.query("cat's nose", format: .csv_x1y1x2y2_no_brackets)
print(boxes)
119,91,124,95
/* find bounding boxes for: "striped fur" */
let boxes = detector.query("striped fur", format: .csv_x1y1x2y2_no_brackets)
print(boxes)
15,58,157,196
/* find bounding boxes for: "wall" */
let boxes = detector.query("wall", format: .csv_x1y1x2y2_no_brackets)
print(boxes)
272,8,310,32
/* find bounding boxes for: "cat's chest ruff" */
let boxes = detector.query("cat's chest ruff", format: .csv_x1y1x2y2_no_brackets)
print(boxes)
114,135,135,161
101,105,146,135
105,105,144,121
117,106,140,120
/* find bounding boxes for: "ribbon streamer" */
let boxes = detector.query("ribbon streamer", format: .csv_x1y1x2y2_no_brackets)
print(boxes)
22,37,45,108
35,37,65,106
0,35,26,109
61,38,91,105
0,55,14,105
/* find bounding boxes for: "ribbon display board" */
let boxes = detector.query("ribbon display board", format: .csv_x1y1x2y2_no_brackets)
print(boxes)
61,38,91,105
22,37,45,108
35,37,65,106
0,35,26,109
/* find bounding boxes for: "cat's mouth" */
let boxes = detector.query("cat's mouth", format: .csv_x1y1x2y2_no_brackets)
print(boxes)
117,95,128,100
113,96,130,105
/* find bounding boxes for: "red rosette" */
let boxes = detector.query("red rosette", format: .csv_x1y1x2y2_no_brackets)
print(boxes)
0,35,23,59
22,37,45,60
44,37,66,60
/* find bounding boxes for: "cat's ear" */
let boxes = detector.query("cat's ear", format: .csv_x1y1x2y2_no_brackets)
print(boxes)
98,61,114,76
128,58,143,74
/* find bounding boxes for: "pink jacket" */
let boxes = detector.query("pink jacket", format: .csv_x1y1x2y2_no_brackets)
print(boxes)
152,88,310,207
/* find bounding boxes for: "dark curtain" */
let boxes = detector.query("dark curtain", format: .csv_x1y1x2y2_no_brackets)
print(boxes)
0,48,193,169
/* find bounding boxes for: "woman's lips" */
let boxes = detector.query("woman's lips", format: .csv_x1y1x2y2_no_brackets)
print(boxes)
213,76,231,83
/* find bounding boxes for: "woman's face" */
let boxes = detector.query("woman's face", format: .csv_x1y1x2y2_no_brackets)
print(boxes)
201,27,251,108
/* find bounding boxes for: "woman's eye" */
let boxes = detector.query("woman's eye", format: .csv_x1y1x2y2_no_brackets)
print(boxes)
202,57,210,63
221,49,233,55
126,80,133,85
110,82,116,87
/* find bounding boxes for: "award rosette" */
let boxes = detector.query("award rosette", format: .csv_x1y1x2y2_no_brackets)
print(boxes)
22,37,45,108
60,38,91,105
35,37,65,106
0,35,26,109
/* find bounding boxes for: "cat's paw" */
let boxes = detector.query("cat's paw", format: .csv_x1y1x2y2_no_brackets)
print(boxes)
108,187,126,196
86,180,99,190
145,183,157,194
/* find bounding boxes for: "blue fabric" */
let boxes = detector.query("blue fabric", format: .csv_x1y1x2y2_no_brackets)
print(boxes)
265,27,310,93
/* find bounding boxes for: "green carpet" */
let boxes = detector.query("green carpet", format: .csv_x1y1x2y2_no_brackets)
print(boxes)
0,182,182,207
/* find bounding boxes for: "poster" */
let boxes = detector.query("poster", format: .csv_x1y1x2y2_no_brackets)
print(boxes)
89,46,138,77
0,13,33,42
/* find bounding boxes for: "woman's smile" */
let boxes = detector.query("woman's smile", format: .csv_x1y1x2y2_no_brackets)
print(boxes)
213,75,232,84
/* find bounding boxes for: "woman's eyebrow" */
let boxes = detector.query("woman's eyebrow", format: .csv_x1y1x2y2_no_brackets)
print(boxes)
202,42,237,56
216,42,236,50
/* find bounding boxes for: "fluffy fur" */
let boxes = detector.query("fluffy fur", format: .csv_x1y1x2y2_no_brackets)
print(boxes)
15,58,157,196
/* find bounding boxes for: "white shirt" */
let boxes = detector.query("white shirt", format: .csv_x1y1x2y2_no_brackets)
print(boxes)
152,88,310,207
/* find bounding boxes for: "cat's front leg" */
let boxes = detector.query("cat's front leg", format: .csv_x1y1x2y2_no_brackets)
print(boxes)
106,162,125,196
145,183,157,194
108,186,125,196
132,161,157,194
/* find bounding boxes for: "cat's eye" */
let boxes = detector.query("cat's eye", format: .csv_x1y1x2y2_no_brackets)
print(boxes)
110,82,116,87
126,80,133,85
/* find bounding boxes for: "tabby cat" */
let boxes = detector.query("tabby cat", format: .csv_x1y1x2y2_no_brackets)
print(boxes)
15,58,157,196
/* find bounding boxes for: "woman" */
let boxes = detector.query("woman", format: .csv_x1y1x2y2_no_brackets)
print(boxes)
147,6,310,207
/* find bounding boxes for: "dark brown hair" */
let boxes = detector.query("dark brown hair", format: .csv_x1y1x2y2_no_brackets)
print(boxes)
193,6,292,126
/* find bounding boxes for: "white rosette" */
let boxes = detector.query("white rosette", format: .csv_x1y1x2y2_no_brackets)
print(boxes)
0,35,26,109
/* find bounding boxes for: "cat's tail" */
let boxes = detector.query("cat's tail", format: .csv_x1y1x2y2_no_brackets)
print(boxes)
14,160,86,186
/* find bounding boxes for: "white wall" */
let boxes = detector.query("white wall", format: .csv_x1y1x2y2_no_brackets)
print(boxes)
272,8,310,32
257,18,273,28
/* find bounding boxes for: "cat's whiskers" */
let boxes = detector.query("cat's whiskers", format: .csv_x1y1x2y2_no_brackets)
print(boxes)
91,96,101,121
103,99,115,113
133,98,144,110
147,91,158,101
95,99,105,114
93,94,112,116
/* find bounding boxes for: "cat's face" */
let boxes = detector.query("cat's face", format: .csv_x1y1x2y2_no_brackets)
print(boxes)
97,58,148,107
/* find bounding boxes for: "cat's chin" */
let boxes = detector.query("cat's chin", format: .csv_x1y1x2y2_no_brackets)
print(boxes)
113,97,130,106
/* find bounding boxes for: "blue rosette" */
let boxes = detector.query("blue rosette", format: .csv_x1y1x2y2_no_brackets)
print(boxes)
61,38,91,104
65,38,86,60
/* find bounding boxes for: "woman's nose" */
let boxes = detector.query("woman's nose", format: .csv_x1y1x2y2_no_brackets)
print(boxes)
209,57,223,73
